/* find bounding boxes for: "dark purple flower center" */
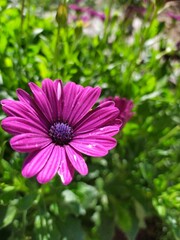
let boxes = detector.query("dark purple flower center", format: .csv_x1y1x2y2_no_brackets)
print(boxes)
49,122,73,146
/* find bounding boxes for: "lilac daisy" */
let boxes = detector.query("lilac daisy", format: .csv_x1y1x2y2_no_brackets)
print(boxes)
1,79,121,185
166,12,180,21
69,4,105,21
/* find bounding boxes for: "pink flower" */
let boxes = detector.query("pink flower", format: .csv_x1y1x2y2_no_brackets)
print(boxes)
85,8,105,21
69,4,105,21
103,97,134,129
166,12,180,21
69,4,86,13
1,79,121,185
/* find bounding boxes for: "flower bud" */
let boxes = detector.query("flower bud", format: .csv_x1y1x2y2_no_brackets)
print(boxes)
56,4,68,27
74,20,83,37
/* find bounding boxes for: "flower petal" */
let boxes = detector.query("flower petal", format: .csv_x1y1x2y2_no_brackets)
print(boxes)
22,144,54,178
10,133,51,152
1,99,26,117
36,145,61,184
28,82,54,122
42,79,59,121
54,80,63,120
16,89,50,126
1,117,48,135
62,82,82,123
70,135,117,157
1,99,36,119
74,106,119,133
75,125,121,137
98,100,115,108
17,88,33,103
68,86,101,126
16,89,40,115
65,145,88,175
102,96,134,127
57,147,75,185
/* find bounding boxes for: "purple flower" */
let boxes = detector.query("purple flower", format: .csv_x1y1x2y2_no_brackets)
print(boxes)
103,97,134,129
69,4,105,21
69,4,86,13
126,5,146,17
166,12,180,21
1,79,121,185
85,8,105,21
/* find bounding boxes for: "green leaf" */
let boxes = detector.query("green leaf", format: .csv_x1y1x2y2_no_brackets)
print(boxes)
17,193,37,211
1,159,13,172
76,182,98,209
98,212,115,240
0,205,17,229
115,204,132,233
61,189,85,216
60,216,85,240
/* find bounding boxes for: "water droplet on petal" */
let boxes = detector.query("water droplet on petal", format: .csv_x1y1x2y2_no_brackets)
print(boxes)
88,144,93,149
57,82,61,100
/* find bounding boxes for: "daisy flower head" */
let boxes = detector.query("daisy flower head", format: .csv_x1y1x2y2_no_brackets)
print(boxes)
1,79,121,185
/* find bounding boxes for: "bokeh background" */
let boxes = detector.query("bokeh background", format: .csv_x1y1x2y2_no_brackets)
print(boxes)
0,0,180,239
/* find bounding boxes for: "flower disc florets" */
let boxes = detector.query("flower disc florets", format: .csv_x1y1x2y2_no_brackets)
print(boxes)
49,122,73,146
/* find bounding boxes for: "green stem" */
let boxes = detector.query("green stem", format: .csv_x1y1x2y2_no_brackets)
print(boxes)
53,24,61,78
16,0,26,84
103,0,114,42
21,0,25,35
27,0,31,30
22,210,27,237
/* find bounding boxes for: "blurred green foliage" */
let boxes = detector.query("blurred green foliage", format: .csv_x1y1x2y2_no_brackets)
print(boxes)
0,0,180,239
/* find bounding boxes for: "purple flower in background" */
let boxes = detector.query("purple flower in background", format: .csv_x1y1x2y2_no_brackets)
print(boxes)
126,5,146,16
166,12,180,21
69,4,105,21
1,80,121,185
69,4,86,13
103,97,134,129
75,0,82,3
86,8,106,21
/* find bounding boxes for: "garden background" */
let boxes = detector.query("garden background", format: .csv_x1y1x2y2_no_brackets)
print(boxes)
0,0,180,239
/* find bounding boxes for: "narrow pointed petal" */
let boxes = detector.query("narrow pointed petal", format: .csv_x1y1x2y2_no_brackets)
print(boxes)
65,145,88,175
1,100,49,130
22,144,54,178
16,89,39,115
36,145,61,184
62,82,81,122
98,101,115,108
1,117,48,135
1,99,26,117
42,79,58,121
77,125,121,137
70,135,117,157
57,147,75,185
16,88,33,104
102,96,134,127
1,99,36,119
74,107,119,133
68,86,101,125
54,80,63,120
16,89,50,126
10,133,51,152
28,82,54,122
